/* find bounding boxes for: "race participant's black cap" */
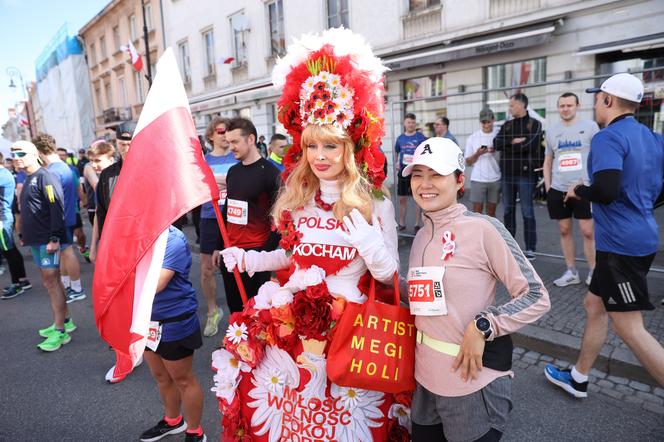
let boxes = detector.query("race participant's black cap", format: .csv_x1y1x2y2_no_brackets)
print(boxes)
116,121,137,141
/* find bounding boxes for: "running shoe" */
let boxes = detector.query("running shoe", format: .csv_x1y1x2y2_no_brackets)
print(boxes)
139,418,187,441
544,364,588,398
1,284,24,300
524,250,536,261
203,308,221,337
185,433,207,442
66,288,87,303
39,319,77,337
80,246,91,263
585,269,594,286
37,331,71,352
5,280,33,293
553,269,581,287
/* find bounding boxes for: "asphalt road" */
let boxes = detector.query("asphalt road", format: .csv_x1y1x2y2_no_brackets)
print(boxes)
1,235,663,441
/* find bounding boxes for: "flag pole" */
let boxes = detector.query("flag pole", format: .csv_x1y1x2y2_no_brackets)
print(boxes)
212,201,249,305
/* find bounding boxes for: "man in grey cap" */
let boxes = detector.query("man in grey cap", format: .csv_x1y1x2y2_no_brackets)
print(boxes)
545,73,664,396
464,108,500,217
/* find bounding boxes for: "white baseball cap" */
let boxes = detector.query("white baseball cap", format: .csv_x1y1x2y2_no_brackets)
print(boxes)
586,73,644,103
402,137,465,177
10,140,40,156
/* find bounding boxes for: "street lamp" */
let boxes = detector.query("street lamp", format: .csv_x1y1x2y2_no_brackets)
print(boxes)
6,66,32,137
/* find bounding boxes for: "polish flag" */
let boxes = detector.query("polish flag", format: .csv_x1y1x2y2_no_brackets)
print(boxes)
93,48,219,379
121,40,144,72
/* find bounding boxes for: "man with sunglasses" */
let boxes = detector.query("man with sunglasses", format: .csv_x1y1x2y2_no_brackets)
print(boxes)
11,141,73,352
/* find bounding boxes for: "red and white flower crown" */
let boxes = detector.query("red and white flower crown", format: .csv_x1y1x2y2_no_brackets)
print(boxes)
272,28,388,191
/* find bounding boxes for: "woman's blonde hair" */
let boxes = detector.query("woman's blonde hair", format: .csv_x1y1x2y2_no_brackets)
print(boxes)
272,124,374,223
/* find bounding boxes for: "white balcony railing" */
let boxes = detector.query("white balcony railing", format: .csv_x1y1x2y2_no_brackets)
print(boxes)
490,0,541,18
402,5,442,40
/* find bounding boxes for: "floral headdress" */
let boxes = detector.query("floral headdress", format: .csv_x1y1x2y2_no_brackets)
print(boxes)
272,27,388,191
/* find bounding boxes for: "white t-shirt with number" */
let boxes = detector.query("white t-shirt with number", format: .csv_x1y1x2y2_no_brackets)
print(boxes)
464,128,501,183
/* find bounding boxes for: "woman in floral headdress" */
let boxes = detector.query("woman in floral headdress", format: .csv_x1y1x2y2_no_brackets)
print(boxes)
212,28,412,442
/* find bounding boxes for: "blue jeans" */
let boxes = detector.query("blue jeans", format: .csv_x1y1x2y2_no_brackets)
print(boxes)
502,175,537,251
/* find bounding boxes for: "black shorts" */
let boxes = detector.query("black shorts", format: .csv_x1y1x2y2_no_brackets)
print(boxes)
589,251,656,312
546,188,592,220
146,328,203,361
199,217,223,254
397,176,412,196
74,213,83,229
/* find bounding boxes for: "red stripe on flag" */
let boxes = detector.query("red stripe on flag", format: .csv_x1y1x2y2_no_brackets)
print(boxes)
93,106,218,379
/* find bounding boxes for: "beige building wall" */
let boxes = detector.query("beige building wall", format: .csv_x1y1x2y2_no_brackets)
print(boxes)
79,0,164,139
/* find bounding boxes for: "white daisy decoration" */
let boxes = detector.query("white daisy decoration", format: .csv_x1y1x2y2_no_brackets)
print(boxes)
225,322,248,345
388,403,412,432
211,369,240,403
264,368,287,396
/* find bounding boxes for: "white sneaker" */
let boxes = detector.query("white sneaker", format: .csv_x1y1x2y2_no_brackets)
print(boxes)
553,269,581,287
105,355,143,383
585,269,594,286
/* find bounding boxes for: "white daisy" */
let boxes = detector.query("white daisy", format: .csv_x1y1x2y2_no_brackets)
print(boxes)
225,322,248,345
319,70,329,82
388,403,412,431
264,367,287,396
211,369,240,402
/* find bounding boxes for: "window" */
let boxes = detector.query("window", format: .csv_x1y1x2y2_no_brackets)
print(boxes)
118,76,128,107
409,0,438,11
129,14,137,41
113,25,121,52
89,42,97,65
202,29,215,76
327,0,349,28
230,13,248,65
402,74,447,137
268,102,286,137
104,82,113,108
145,2,153,31
178,40,191,84
485,57,546,121
268,0,285,56
100,35,107,60
134,70,144,102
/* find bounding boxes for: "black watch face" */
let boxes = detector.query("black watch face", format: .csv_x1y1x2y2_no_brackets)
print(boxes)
476,317,491,332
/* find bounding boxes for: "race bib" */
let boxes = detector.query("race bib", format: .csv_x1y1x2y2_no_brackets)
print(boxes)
407,266,447,316
558,152,582,172
402,154,414,165
218,190,228,206
146,321,162,351
227,199,248,225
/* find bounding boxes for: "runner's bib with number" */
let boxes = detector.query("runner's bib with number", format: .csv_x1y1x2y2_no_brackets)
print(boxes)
227,199,248,225
558,152,582,172
407,266,447,316
402,154,414,165
146,321,162,351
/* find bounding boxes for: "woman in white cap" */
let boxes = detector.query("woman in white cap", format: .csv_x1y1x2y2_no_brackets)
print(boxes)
403,137,550,442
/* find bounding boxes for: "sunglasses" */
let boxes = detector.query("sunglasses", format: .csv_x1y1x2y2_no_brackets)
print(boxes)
10,151,27,158
215,128,226,135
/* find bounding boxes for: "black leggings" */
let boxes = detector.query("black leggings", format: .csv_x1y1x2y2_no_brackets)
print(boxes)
412,422,502,442
1,246,27,284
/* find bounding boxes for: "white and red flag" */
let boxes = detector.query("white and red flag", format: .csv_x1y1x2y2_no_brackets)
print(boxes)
93,48,219,379
121,40,144,71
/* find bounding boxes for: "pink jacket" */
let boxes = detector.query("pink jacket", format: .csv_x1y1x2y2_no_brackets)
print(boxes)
408,203,550,397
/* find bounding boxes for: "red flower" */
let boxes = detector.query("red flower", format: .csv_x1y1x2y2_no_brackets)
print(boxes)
393,390,413,408
336,113,347,123
324,101,337,114
314,81,326,91
292,282,334,340
321,91,331,101
219,394,241,418
304,100,315,112
387,419,410,442
224,414,252,441
276,210,302,252
313,108,326,119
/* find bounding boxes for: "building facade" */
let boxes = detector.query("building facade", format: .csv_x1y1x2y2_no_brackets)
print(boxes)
79,0,165,140
159,0,663,185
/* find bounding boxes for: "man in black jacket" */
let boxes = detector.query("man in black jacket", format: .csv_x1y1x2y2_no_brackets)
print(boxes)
494,93,543,260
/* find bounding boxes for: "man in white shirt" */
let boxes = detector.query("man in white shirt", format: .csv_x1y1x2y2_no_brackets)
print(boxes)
464,108,501,217
544,92,599,287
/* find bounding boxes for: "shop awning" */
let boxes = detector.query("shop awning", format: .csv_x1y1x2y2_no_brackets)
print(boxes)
383,24,556,70
575,32,664,56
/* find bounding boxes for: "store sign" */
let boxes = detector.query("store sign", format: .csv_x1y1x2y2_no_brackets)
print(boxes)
475,40,516,54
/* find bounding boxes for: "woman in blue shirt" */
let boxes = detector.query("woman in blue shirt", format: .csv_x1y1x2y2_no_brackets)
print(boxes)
140,226,206,442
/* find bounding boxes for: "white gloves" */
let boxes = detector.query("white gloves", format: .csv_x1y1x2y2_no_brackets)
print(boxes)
219,247,246,273
340,208,398,282
217,247,290,277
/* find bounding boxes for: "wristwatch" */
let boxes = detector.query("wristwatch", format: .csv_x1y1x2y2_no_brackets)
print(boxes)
48,236,60,243
474,314,493,340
